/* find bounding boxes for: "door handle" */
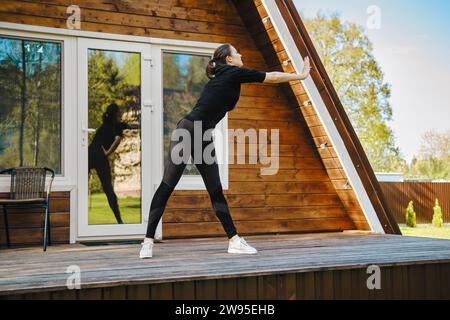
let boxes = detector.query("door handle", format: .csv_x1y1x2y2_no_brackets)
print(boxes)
143,100,155,113
81,125,96,146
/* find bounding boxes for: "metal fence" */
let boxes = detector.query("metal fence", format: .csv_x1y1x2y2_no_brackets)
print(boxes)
379,182,450,224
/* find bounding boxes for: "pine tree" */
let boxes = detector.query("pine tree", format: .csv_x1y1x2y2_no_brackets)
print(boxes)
432,199,444,228
405,201,416,228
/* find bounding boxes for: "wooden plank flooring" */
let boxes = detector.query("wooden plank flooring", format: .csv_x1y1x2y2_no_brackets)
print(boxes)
1,232,450,296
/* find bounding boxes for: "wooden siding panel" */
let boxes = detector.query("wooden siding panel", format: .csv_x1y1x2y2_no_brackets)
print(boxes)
17,0,244,25
6,264,450,300
232,0,375,232
0,191,70,247
163,218,355,238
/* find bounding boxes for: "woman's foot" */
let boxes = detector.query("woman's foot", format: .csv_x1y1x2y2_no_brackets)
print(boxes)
228,235,258,254
115,216,124,224
139,238,154,259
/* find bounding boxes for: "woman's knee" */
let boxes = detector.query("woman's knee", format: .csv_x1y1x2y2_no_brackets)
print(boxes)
160,179,176,191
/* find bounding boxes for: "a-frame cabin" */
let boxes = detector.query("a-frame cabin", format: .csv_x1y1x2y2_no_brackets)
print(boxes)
0,0,398,247
2,0,450,301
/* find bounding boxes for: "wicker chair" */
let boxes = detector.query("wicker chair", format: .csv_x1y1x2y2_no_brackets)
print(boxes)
0,167,55,251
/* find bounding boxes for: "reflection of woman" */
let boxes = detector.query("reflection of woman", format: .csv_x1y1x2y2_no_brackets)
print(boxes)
89,103,131,224
140,43,311,259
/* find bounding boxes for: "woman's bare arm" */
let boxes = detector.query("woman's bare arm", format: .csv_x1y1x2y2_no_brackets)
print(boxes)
264,56,312,84
102,136,122,157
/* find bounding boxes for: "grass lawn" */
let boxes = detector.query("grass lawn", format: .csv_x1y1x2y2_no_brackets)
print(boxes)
88,193,141,225
400,225,450,240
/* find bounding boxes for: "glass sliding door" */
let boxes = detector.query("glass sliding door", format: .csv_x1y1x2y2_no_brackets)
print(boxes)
78,39,153,238
0,36,62,173
160,50,228,190
87,49,141,226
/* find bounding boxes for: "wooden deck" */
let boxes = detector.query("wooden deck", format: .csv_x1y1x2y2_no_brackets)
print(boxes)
1,232,450,300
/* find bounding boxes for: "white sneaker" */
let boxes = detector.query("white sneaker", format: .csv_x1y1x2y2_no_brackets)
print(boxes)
228,236,258,254
139,240,153,259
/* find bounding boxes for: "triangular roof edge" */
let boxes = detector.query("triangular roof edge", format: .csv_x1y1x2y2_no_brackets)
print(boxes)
261,0,400,234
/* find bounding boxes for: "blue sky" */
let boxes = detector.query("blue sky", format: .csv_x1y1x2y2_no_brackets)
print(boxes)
294,0,450,163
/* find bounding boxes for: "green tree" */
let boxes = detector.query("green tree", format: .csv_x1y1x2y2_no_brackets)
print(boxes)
88,50,123,130
162,53,211,175
405,200,417,228
122,54,140,86
304,12,406,172
86,50,141,193
407,130,450,180
0,38,62,172
0,45,22,165
432,199,444,228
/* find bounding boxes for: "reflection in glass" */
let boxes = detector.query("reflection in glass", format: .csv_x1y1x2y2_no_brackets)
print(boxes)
87,49,141,225
163,52,211,176
0,37,61,173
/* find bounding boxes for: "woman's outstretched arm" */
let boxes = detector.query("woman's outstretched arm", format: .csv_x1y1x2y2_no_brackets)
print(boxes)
264,56,312,84
102,136,122,157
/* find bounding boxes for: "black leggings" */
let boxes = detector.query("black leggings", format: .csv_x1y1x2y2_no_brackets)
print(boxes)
88,148,123,224
145,118,238,239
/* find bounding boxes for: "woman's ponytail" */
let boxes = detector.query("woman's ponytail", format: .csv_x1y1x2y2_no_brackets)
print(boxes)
206,58,217,80
205,43,233,80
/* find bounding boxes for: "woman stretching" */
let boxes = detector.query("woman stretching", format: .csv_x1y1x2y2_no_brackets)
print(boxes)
89,103,131,224
140,43,311,258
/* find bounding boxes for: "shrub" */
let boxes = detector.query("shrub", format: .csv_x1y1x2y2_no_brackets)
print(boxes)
432,198,444,228
405,201,416,228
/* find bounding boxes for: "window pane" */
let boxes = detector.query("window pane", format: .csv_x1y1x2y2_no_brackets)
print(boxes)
87,49,142,225
0,36,62,173
163,52,211,176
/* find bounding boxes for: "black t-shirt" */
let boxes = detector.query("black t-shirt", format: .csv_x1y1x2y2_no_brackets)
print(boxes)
184,64,266,128
89,121,130,152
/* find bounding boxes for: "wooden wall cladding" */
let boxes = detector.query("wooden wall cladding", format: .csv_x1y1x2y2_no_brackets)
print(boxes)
3,263,450,300
232,0,371,231
0,191,70,247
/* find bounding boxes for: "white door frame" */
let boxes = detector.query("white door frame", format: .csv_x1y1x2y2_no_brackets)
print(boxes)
0,21,225,241
77,38,159,238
